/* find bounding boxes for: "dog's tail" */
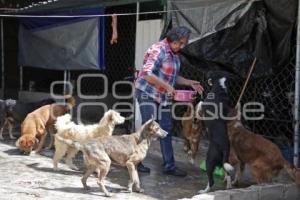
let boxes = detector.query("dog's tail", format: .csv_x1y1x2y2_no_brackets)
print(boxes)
55,114,72,132
223,162,234,173
64,95,76,109
283,160,300,184
55,135,83,151
195,101,203,117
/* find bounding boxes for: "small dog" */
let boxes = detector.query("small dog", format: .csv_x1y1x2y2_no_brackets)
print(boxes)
55,118,168,197
15,96,75,154
53,110,125,171
0,99,17,140
181,104,203,164
2,98,55,140
227,118,300,185
197,71,234,193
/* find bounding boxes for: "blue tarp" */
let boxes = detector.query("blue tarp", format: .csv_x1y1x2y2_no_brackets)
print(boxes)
18,7,105,70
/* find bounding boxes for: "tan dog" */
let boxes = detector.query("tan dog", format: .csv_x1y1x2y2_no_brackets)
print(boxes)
53,110,125,170
55,118,168,197
228,119,300,185
181,104,203,164
15,96,75,154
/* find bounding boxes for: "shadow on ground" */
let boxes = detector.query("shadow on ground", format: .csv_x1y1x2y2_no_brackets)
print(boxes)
0,130,251,200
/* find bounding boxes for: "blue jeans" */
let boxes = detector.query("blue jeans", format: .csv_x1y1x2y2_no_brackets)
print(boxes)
135,89,176,172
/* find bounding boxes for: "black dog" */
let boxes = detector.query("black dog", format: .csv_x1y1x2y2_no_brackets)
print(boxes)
197,71,234,193
0,98,55,140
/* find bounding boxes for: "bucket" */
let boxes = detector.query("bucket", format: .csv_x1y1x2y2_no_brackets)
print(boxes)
174,90,196,102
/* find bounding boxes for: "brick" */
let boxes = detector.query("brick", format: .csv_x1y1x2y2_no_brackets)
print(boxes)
210,191,231,200
259,184,284,200
191,193,215,200
230,188,259,200
283,183,300,200
190,191,230,200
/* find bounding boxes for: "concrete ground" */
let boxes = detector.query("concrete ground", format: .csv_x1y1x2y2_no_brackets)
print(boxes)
0,129,297,200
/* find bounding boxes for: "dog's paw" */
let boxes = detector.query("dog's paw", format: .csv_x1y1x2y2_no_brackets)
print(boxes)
198,189,209,194
53,167,60,172
127,187,133,193
189,158,195,165
198,189,206,194
198,184,210,194
104,192,112,197
71,166,79,171
226,183,233,189
183,146,189,152
231,179,238,186
136,188,144,193
46,146,53,150
83,185,91,190
30,151,37,156
69,164,79,171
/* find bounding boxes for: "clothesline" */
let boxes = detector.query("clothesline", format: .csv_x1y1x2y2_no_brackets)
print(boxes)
0,6,201,18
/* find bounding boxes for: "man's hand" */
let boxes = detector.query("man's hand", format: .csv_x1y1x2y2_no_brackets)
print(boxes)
188,80,204,94
166,84,176,97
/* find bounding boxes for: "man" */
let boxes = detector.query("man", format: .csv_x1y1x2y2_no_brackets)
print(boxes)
135,26,203,176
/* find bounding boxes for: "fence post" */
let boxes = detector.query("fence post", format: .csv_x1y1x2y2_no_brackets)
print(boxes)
1,18,4,98
294,0,300,167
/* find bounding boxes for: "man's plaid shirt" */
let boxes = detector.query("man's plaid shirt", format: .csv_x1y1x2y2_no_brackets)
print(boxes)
135,38,181,106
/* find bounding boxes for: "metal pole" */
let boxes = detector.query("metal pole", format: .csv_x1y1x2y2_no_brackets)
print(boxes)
63,70,67,96
20,66,23,91
1,18,4,98
293,0,300,167
132,1,140,132
136,1,139,22
68,70,71,95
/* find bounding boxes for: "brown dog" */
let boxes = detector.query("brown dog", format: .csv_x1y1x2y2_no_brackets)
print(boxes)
182,104,203,164
228,119,300,185
15,96,75,154
55,118,168,197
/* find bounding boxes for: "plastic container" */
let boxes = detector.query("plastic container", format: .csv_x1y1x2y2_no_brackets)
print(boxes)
174,90,196,102
199,161,225,177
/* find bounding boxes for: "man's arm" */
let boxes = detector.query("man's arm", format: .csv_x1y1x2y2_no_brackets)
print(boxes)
176,76,204,93
176,76,191,86
144,75,175,95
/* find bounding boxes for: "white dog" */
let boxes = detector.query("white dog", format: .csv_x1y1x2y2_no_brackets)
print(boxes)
53,109,125,171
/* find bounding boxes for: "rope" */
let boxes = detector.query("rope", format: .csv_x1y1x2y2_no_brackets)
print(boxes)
235,57,257,108
0,6,202,18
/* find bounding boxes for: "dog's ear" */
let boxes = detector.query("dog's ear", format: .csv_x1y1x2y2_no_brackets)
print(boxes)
108,112,114,122
15,138,22,147
27,139,34,147
208,78,213,86
144,118,154,128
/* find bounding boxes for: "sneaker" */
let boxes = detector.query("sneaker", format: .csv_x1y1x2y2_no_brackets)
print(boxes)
163,168,187,177
137,163,150,173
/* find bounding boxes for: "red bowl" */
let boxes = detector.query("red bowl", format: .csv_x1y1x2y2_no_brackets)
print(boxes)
174,90,196,102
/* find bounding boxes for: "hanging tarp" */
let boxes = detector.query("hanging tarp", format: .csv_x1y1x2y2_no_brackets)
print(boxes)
163,0,297,77
18,7,105,70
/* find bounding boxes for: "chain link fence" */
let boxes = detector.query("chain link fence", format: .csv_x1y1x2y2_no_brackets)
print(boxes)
173,50,296,149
